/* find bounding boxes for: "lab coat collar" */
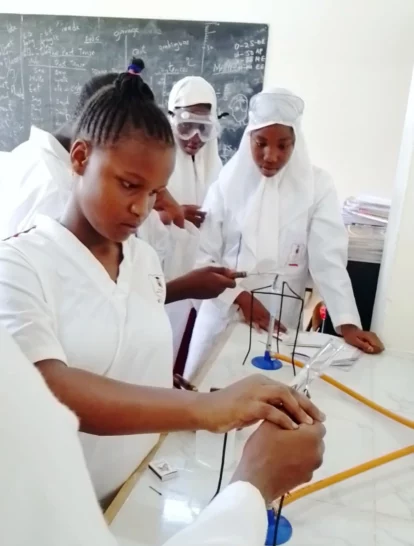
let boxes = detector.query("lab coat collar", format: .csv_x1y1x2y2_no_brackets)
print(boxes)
29,126,71,168
35,215,133,297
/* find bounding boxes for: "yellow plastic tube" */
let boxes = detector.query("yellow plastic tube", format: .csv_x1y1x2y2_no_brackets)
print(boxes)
272,352,414,429
282,445,414,507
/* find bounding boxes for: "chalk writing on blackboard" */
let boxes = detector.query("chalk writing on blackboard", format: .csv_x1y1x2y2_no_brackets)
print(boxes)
0,14,268,160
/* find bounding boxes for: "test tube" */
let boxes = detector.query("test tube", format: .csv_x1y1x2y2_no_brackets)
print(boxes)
265,275,279,354
290,338,343,393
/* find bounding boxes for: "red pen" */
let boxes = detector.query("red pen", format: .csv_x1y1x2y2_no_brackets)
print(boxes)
319,305,327,333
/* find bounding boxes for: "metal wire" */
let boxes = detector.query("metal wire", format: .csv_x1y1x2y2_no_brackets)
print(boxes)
242,282,304,382
211,432,228,501
272,495,285,546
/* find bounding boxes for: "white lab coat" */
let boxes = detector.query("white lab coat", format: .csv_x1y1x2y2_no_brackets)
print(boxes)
0,126,72,239
139,211,200,361
0,325,267,546
163,221,201,362
166,77,223,360
0,216,173,501
185,88,361,379
137,208,200,281
185,167,361,379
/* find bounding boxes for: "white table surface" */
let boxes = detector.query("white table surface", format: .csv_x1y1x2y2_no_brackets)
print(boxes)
110,325,414,546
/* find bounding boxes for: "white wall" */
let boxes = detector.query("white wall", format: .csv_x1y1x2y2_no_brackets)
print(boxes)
2,0,414,201
371,68,414,351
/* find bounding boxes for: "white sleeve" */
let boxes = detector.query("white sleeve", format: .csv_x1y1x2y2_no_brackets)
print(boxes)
197,181,226,267
162,482,267,546
0,244,68,364
308,172,361,330
216,280,245,309
0,326,117,546
196,182,245,307
163,221,200,280
0,161,67,238
138,211,201,280
138,210,171,267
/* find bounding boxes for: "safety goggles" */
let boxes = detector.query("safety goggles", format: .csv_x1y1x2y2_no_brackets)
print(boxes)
169,109,220,142
249,92,305,127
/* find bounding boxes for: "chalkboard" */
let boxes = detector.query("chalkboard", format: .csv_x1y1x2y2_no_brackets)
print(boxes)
0,14,268,161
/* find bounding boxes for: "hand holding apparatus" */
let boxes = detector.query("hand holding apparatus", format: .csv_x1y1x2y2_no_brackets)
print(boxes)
198,374,325,433
180,266,237,299
231,420,326,504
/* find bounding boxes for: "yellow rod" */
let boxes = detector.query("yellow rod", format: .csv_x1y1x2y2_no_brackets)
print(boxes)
280,445,414,507
272,353,414,429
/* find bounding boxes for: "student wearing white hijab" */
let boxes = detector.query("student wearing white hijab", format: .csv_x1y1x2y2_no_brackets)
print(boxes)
167,76,223,224
185,88,384,378
166,77,224,361
0,324,326,546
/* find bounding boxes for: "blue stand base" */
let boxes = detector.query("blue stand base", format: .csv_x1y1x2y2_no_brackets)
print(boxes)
265,509,292,545
252,351,283,371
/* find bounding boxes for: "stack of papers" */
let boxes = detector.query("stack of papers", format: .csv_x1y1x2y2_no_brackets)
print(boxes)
342,195,390,226
342,195,390,264
275,331,362,370
346,224,387,264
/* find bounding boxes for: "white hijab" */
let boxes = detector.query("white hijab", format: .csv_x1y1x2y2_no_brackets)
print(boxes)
167,77,223,205
216,88,315,275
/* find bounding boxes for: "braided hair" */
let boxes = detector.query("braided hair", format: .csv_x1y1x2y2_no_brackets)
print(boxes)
73,58,146,120
73,59,174,148
73,72,118,121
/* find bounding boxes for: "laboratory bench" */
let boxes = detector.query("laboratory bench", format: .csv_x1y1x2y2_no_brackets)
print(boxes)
107,325,414,546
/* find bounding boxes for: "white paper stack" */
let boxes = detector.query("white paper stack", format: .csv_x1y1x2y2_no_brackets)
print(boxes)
342,195,390,264
343,195,390,226
346,224,387,264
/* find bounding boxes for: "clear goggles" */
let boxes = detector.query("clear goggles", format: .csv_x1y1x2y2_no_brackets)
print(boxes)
169,109,220,142
249,92,305,127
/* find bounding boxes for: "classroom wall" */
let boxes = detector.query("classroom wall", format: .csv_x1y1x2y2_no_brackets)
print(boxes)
3,0,414,202
371,68,414,352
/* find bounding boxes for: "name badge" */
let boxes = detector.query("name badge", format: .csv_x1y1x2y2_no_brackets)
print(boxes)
148,274,165,304
287,244,305,267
